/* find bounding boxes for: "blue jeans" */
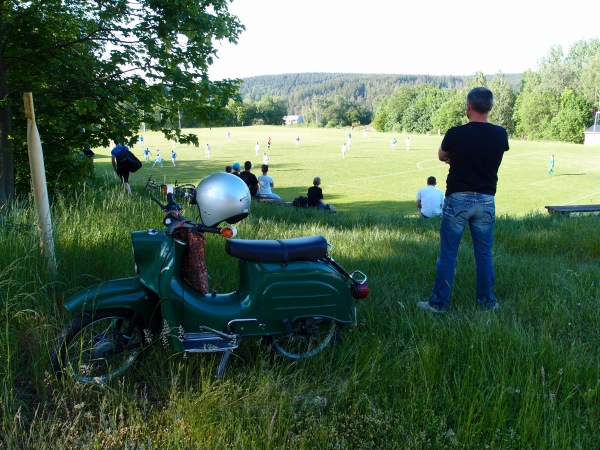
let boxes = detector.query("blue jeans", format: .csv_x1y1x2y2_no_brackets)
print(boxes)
429,192,497,310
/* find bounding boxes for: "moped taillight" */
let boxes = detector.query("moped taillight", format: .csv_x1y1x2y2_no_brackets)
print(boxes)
351,281,369,299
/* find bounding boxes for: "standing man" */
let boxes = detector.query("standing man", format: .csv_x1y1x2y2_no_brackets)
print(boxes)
110,139,133,195
416,176,444,218
205,143,211,159
341,143,347,158
405,137,411,151
255,142,260,157
143,147,152,163
419,87,509,313
171,149,177,166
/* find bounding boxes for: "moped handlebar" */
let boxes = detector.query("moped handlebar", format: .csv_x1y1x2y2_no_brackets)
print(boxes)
162,212,237,238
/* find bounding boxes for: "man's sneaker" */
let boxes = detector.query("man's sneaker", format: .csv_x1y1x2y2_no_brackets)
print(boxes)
417,301,447,314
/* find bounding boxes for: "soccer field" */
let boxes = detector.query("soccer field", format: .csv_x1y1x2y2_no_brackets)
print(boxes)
94,125,600,217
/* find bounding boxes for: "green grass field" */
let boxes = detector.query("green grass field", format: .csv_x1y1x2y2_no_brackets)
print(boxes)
97,125,600,216
1,126,599,448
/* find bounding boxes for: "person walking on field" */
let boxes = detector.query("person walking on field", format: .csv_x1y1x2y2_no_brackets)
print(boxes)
419,87,509,313
143,147,152,163
110,139,133,195
391,137,397,150
255,142,260,157
405,137,411,151
548,154,555,175
171,150,177,166
341,143,347,158
205,143,211,159
416,176,444,218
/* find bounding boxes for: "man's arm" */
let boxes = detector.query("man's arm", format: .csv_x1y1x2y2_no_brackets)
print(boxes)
438,146,450,164
111,155,117,172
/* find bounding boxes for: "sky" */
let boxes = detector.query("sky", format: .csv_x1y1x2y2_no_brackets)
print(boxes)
208,0,600,80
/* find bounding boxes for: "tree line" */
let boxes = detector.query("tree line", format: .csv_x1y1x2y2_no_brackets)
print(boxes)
233,39,600,144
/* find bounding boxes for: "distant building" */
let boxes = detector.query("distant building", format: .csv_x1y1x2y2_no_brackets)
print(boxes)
584,111,600,145
283,115,303,125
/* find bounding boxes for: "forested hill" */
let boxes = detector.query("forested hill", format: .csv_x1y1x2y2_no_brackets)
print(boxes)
239,72,521,114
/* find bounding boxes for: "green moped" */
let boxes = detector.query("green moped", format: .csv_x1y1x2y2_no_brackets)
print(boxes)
52,173,369,383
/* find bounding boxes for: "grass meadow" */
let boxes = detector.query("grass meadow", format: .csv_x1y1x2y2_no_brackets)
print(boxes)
1,125,599,448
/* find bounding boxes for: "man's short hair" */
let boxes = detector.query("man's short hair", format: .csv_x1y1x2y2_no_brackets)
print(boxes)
427,176,436,186
225,165,232,173
313,177,321,186
467,87,494,113
244,161,252,170
261,164,269,172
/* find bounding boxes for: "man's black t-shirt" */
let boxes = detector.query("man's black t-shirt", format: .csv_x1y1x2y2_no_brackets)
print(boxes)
441,122,509,196
239,171,258,196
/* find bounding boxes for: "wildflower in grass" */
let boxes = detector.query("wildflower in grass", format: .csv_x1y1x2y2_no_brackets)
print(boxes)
161,320,171,347
143,329,154,344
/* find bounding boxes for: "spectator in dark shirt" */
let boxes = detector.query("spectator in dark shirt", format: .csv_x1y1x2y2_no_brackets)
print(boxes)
307,176,331,210
239,161,259,197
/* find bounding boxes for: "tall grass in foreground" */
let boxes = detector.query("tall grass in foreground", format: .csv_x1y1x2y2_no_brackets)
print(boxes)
1,181,599,448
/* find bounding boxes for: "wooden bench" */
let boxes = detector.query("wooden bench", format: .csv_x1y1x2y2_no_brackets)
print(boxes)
545,205,600,215
258,198,293,207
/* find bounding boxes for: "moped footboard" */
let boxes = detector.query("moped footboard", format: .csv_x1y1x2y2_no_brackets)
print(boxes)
64,277,162,334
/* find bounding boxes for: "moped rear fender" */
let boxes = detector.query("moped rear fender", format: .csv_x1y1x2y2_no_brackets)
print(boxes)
64,277,162,333
236,260,356,333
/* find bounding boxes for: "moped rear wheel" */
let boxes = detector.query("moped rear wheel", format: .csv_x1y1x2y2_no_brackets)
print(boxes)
272,317,338,360
51,309,144,384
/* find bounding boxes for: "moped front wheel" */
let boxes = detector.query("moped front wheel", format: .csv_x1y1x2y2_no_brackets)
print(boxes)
51,309,144,384
272,317,339,360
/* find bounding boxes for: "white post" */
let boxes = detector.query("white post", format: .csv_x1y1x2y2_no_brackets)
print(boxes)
23,92,57,276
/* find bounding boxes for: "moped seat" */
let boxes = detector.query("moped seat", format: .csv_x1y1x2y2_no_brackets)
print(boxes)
225,235,328,263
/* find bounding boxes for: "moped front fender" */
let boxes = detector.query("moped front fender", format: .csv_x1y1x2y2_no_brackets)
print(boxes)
64,277,162,333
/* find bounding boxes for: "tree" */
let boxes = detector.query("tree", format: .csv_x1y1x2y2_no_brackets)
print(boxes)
401,84,445,133
578,47,600,109
0,1,244,204
468,71,487,88
549,89,590,143
488,73,516,133
432,89,467,134
513,72,559,141
256,96,287,125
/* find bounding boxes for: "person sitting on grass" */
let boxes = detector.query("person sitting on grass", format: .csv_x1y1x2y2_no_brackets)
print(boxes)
307,177,332,210
256,164,281,201
239,161,259,197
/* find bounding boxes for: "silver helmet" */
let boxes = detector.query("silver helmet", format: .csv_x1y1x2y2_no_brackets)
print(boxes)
195,172,251,226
